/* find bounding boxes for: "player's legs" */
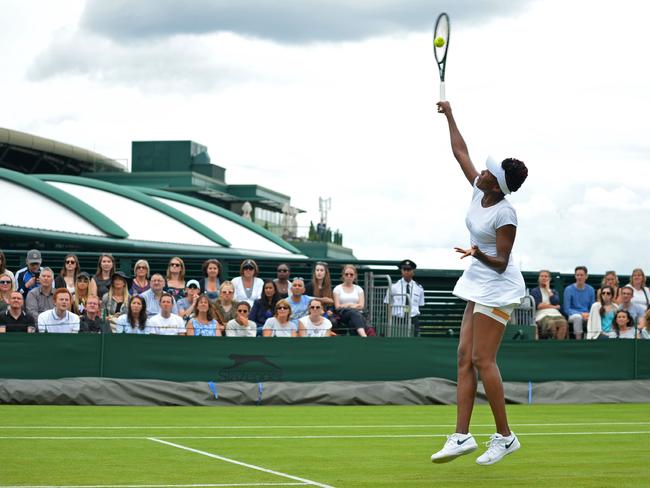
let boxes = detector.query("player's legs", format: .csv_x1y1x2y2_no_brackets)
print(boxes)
456,301,477,433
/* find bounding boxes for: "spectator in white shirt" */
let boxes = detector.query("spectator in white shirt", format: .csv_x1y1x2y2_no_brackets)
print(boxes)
225,301,256,337
38,288,80,333
147,293,186,335
299,299,334,337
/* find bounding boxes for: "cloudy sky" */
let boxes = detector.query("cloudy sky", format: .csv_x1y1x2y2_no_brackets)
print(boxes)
1,0,649,274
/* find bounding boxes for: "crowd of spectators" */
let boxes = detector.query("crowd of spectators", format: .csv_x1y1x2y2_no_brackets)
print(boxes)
530,266,650,340
0,250,373,338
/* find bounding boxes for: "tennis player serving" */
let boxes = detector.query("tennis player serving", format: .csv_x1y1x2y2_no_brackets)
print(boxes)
431,101,528,466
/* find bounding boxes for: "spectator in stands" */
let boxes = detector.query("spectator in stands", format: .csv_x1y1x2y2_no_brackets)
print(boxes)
115,295,148,334
89,253,116,299
586,285,618,339
37,288,79,333
225,301,256,337
177,279,201,322
79,294,111,334
164,256,186,300
101,271,129,327
639,309,650,339
563,266,595,340
26,267,55,323
530,270,568,340
198,259,222,303
186,294,220,337
274,263,291,298
214,281,237,333
618,285,646,326
299,298,334,337
0,271,15,313
597,271,621,303
232,259,264,307
384,259,426,337
130,259,150,296
0,291,35,333
141,274,178,317
626,268,650,311
333,264,368,337
306,262,336,322
147,293,185,335
15,249,43,296
54,253,80,296
250,280,281,335
613,310,636,339
73,272,91,315
287,277,311,329
262,299,297,337
0,250,14,282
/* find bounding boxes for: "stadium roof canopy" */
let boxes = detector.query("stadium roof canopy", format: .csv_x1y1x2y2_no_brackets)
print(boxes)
0,167,304,259
0,127,125,174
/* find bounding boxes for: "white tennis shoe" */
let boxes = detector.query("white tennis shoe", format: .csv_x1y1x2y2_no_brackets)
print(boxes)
476,432,521,466
431,433,478,463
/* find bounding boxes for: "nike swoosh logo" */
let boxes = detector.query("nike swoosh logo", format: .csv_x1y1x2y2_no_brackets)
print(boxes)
456,437,472,445
505,438,516,449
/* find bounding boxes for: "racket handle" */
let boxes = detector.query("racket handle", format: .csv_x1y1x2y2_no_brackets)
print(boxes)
439,82,446,102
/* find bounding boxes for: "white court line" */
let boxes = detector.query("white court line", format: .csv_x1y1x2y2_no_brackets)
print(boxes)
0,484,306,488
2,431,650,440
148,438,335,488
2,421,650,429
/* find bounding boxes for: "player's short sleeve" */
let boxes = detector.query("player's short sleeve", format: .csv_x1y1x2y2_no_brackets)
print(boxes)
494,204,518,229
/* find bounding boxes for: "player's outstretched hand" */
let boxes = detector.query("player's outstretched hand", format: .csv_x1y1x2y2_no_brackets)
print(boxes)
454,245,477,259
437,101,451,115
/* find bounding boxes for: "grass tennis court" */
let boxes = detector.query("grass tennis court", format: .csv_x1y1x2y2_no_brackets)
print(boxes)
1,404,647,487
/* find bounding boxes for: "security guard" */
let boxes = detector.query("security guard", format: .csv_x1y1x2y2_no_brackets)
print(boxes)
387,259,425,336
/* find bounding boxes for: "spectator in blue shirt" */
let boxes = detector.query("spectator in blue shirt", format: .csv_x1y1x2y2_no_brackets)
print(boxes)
563,266,595,340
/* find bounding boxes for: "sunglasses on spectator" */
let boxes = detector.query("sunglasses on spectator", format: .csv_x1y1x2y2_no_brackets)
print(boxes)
237,309,249,313
344,273,355,276
243,265,255,270
0,280,11,285
276,306,289,310
65,259,76,264
277,268,289,272
309,305,322,309
169,263,181,267
221,290,233,294
136,266,147,270
602,291,612,295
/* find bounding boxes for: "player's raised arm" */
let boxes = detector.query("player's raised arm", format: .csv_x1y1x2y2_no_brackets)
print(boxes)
437,101,479,186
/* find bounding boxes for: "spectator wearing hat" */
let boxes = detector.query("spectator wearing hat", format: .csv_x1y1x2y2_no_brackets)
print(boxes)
384,260,426,336
25,267,55,323
15,249,43,296
141,274,178,317
177,279,201,322
0,291,35,333
79,294,112,334
232,259,264,307
73,272,91,315
37,288,80,333
101,271,129,327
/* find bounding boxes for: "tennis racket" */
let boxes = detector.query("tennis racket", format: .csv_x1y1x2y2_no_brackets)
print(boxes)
433,12,450,109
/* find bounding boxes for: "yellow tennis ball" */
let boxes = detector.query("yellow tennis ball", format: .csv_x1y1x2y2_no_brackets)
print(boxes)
434,36,445,48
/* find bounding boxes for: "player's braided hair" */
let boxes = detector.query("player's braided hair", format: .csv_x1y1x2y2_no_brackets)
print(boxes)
502,158,528,193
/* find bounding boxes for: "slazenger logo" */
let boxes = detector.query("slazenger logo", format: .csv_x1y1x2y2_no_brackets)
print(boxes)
218,354,283,381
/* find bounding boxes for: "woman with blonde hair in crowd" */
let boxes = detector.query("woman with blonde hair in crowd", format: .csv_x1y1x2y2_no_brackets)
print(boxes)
164,256,186,300
627,268,650,311
214,280,238,333
262,299,297,337
199,259,221,302
232,259,264,307
90,253,116,299
0,250,15,282
0,271,15,310
333,264,367,337
639,309,650,339
586,285,618,339
73,272,91,315
131,259,150,296
186,294,220,337
55,253,80,296
101,271,129,328
597,270,621,303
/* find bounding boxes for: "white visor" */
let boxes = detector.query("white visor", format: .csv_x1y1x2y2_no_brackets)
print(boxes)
486,155,510,195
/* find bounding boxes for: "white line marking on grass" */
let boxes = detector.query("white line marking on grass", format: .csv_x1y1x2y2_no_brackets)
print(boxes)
2,431,650,441
148,437,335,488
2,421,650,429
0,484,307,488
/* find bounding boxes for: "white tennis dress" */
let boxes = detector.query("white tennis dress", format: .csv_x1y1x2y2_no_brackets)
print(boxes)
452,178,525,307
